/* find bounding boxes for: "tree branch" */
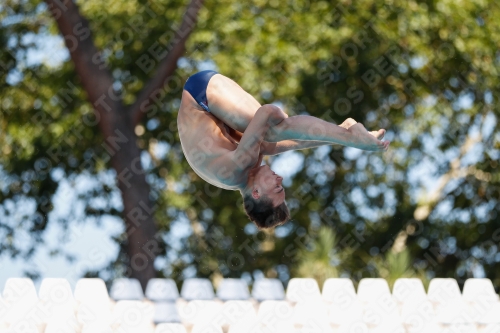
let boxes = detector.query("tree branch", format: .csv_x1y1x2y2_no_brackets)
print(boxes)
44,0,117,138
129,0,205,126
413,116,485,221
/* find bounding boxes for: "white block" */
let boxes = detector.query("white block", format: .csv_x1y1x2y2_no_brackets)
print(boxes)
218,301,256,327
191,324,223,333
4,321,40,333
257,300,294,326
216,279,250,301
180,279,214,301
299,321,333,333
441,324,478,333
401,299,435,327
362,297,400,328
252,279,285,301
293,300,329,327
338,322,370,333
177,300,222,326
428,278,461,306
41,315,80,332
2,278,37,303
2,278,40,326
328,298,363,326
463,279,498,304
110,278,144,300
38,278,76,323
227,322,263,333
478,323,500,333
322,278,361,326
434,300,472,324
76,305,112,327
81,322,113,333
117,324,155,333
44,320,80,333
74,278,112,326
111,300,154,328
405,322,442,333
286,278,321,303
358,279,399,328
146,279,179,302
154,323,187,333
39,278,73,301
369,322,405,333
266,322,296,333
152,302,181,323
392,278,427,304
74,278,110,304
472,301,500,324
357,278,391,304
0,296,10,325
322,278,356,303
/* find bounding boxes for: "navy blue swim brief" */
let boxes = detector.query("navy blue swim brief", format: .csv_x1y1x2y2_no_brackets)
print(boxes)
184,70,218,112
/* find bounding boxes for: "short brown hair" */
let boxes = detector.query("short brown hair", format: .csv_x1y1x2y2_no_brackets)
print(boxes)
242,193,290,229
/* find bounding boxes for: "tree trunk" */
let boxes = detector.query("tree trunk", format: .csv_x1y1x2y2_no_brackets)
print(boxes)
45,0,204,290
111,110,158,288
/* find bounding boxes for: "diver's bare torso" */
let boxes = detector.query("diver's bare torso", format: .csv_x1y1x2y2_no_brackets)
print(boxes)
177,89,246,190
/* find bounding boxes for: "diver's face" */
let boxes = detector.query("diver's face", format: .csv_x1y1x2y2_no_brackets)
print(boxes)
252,165,285,206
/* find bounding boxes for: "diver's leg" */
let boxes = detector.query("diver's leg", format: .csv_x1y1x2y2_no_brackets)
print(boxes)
207,74,388,150
267,115,388,151
206,74,262,133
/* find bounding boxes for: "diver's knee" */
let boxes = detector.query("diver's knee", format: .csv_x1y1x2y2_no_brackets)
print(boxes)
259,104,287,125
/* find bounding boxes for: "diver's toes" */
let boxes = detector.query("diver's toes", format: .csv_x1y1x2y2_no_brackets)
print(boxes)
377,129,386,140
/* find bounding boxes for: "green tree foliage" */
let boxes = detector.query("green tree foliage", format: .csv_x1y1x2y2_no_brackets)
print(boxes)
1,0,499,289
373,231,429,289
295,227,341,287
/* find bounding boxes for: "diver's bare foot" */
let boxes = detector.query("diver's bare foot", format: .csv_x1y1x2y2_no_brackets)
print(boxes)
347,124,389,151
339,117,357,129
343,118,385,141
370,129,386,140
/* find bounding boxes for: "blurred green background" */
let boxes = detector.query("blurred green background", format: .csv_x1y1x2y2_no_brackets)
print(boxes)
0,0,499,291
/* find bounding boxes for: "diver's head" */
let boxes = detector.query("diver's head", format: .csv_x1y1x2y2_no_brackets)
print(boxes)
241,164,290,229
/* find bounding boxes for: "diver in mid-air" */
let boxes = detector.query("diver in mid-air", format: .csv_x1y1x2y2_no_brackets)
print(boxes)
177,71,389,228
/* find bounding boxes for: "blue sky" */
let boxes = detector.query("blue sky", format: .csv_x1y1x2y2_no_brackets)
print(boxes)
2,32,112,289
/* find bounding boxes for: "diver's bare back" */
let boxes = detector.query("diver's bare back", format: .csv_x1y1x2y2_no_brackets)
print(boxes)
177,90,243,190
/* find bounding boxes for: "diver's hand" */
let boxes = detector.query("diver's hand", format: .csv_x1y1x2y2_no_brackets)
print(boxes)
265,105,288,126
